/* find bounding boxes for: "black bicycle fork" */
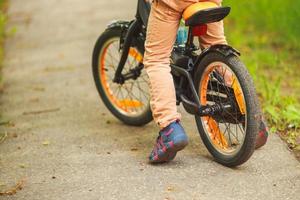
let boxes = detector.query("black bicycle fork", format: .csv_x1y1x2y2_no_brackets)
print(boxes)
113,18,142,84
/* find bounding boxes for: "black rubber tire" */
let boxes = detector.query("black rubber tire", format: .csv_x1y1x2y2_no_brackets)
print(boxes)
92,28,153,126
194,52,261,167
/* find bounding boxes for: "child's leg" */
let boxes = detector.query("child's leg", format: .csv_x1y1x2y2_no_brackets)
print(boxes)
198,0,227,49
143,1,182,129
199,20,227,49
145,0,198,163
198,0,231,84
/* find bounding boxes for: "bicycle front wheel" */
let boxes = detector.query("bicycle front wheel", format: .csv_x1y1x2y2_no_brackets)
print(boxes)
92,28,152,126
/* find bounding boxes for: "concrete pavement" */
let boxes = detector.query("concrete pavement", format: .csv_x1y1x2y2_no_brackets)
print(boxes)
0,0,299,199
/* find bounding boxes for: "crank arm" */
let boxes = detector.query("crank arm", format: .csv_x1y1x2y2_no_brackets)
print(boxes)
198,103,232,117
180,94,232,117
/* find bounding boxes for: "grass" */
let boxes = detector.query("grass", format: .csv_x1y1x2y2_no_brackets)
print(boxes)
0,0,8,142
0,0,8,92
224,0,300,157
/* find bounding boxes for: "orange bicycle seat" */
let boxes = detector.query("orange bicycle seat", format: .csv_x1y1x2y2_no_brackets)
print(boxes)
183,2,230,26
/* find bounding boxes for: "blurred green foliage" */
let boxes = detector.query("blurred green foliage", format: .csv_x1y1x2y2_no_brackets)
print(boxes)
224,0,300,150
0,0,7,85
224,0,300,50
0,0,7,128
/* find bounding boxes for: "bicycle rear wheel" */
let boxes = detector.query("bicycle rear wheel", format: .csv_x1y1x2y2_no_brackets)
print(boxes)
194,52,261,167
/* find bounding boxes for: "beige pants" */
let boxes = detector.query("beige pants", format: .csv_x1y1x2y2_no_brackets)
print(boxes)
144,0,227,129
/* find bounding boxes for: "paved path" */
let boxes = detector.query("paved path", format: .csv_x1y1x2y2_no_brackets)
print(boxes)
0,0,299,200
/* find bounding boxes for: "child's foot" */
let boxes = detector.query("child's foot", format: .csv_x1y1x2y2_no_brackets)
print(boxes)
149,121,188,163
255,119,269,149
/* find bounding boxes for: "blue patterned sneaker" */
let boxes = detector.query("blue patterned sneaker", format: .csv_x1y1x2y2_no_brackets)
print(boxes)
149,121,188,163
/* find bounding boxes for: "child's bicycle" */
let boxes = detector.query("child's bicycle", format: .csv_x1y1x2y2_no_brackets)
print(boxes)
92,0,262,167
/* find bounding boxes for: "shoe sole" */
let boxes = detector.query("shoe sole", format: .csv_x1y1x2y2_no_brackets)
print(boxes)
255,120,268,149
255,133,268,149
150,140,188,163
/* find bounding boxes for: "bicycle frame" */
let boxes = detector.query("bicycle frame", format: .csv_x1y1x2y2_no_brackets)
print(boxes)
112,0,239,117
